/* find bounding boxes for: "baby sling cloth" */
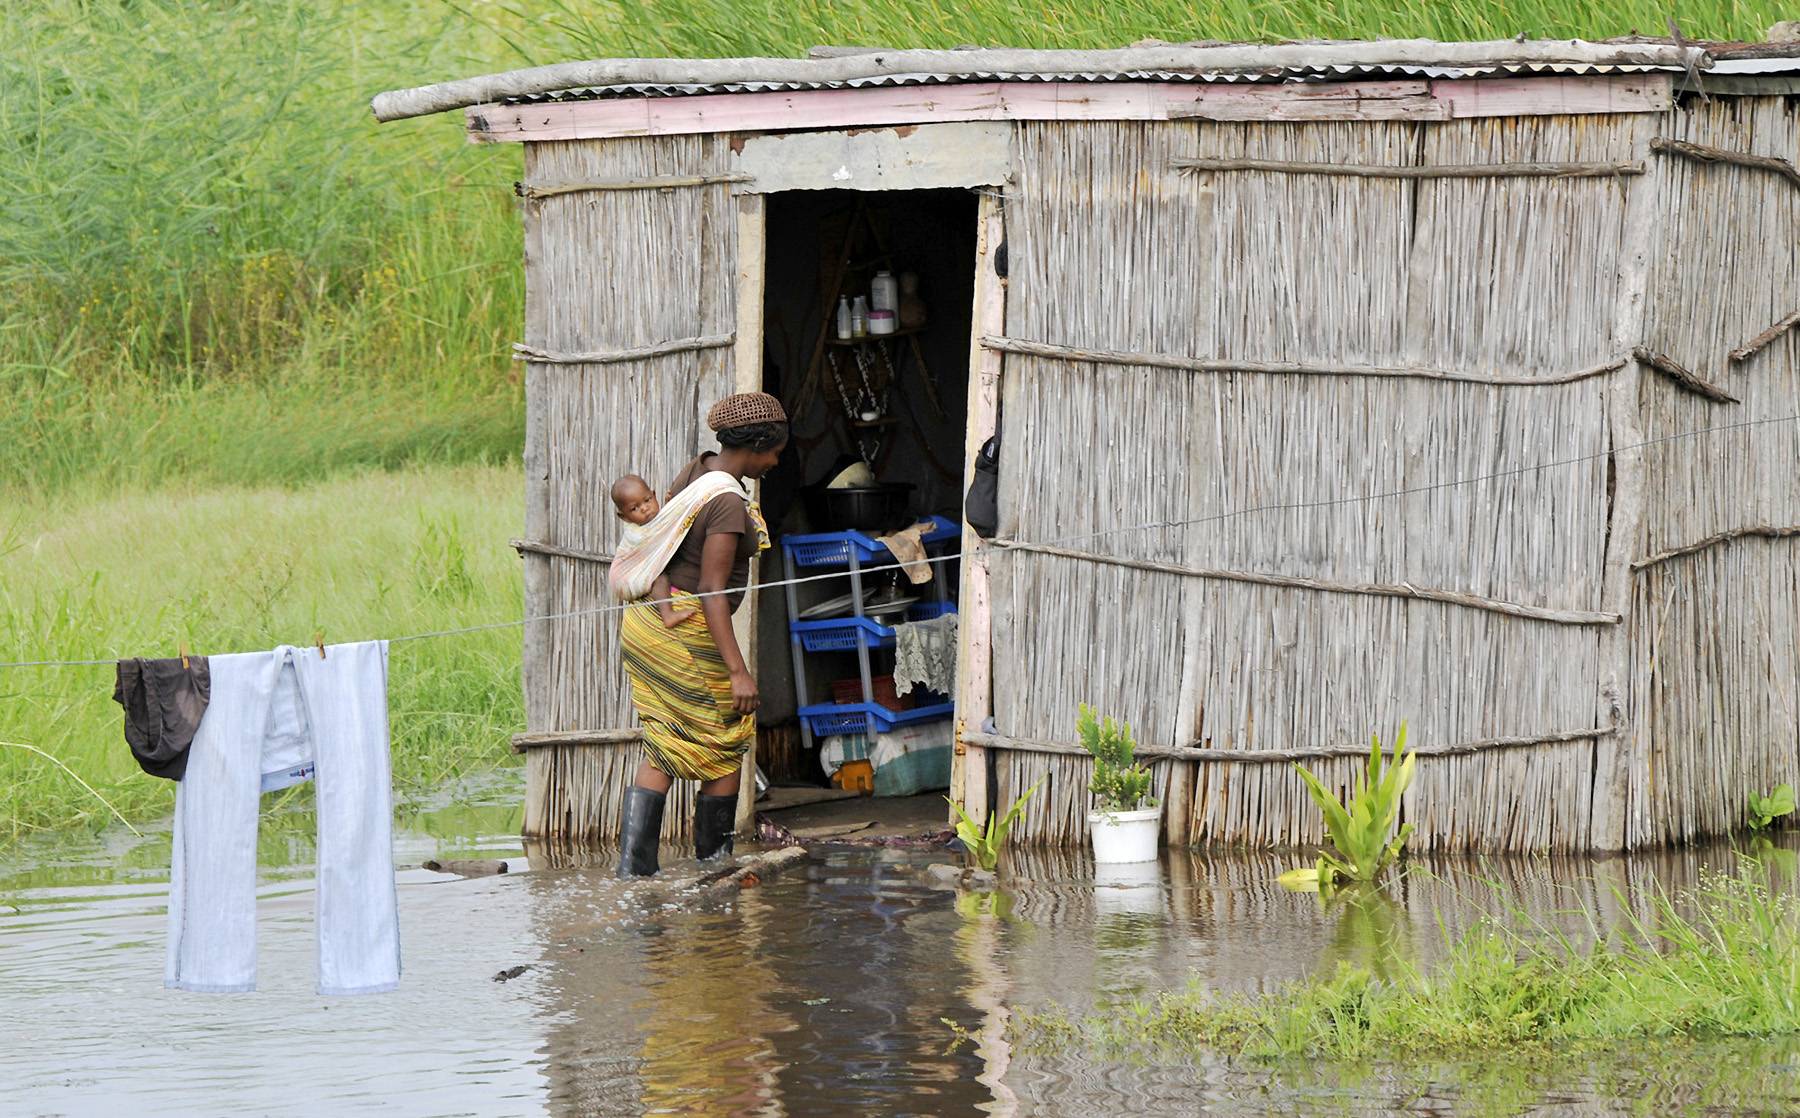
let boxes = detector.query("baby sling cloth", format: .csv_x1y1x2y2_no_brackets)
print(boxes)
165,640,400,995
608,470,758,601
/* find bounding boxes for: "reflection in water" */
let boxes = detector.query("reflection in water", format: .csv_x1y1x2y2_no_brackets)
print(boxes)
1318,884,1413,982
953,887,1021,1118
5,782,1800,1116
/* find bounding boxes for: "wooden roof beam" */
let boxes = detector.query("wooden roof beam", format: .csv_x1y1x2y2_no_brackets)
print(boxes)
464,73,1672,144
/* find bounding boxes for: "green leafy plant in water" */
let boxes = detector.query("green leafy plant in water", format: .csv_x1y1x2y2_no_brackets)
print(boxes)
1078,704,1155,814
1747,784,1795,831
948,777,1043,873
1279,724,1416,894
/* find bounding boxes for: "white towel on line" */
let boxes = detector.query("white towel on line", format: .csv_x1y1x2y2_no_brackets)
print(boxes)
165,640,400,995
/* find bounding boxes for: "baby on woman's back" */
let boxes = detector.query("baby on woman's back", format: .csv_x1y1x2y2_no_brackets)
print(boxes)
610,474,696,629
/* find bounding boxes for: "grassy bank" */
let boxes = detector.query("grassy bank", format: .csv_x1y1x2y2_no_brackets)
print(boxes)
1010,869,1800,1059
0,465,524,840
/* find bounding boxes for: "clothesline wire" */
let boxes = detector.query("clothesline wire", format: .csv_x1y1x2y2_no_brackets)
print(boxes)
4,409,1796,670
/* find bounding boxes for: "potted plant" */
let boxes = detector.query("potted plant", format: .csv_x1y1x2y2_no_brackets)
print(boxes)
1079,704,1160,864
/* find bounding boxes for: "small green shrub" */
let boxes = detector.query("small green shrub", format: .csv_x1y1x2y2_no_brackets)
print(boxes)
1280,724,1416,893
1747,784,1796,831
1078,704,1155,814
948,777,1043,873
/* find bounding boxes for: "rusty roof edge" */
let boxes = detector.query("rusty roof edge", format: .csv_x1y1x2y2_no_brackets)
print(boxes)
369,39,1712,123
497,63,1697,105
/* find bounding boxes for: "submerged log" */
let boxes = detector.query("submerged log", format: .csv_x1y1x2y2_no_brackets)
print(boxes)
692,845,810,896
634,845,813,900
424,858,510,877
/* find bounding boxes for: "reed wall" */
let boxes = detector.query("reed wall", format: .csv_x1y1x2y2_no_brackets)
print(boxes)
520,134,740,841
1628,95,1800,846
516,91,1799,853
994,116,1648,851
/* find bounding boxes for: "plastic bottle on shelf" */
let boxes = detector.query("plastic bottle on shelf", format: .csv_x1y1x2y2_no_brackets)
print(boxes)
851,295,869,338
835,296,853,340
870,270,898,314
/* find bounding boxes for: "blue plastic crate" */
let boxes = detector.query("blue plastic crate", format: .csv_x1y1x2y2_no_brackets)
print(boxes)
782,515,960,569
793,616,896,653
790,603,957,652
798,700,955,738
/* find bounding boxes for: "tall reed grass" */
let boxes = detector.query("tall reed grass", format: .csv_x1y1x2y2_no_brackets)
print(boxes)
1,0,531,496
552,0,1791,58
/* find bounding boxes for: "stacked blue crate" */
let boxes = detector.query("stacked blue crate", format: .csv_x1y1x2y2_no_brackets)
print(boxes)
782,515,959,743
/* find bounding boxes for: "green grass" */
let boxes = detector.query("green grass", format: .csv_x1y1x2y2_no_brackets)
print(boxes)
1009,867,1800,1060
0,465,524,841
544,0,1791,57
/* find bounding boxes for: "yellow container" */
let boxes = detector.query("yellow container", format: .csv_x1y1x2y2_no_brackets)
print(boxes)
831,759,874,795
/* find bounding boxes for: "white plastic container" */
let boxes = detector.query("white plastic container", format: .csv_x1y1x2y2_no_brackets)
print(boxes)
870,269,899,313
835,296,853,340
1087,807,1161,864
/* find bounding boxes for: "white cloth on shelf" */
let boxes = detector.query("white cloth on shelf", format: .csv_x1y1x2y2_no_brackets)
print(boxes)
165,640,399,995
893,613,958,697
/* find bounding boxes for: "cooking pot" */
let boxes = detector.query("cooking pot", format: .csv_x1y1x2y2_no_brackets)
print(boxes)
813,483,913,531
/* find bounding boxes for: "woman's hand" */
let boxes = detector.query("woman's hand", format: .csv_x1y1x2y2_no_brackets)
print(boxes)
729,668,760,715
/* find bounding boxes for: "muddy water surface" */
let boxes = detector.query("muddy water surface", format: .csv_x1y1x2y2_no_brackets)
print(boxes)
5,777,1799,1116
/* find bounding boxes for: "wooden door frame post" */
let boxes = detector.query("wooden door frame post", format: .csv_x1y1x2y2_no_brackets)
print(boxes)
952,190,1006,827
734,192,767,838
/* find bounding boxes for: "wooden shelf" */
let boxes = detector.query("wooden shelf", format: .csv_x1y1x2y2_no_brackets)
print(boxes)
827,325,924,347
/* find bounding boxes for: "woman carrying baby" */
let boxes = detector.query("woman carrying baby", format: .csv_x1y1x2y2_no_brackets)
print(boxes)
614,392,788,877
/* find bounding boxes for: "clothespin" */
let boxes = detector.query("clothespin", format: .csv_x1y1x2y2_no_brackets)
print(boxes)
177,639,190,671
313,630,327,660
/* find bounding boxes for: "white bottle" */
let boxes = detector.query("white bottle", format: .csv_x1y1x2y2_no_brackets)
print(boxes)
835,296,853,340
851,295,869,338
870,270,898,314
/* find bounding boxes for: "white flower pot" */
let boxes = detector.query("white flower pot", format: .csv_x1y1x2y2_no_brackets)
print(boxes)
1087,806,1161,864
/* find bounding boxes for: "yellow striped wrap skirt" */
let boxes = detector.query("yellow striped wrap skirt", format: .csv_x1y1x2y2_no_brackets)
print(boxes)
620,592,752,782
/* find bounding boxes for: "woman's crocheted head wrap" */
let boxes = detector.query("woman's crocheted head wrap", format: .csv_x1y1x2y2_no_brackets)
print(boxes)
706,392,787,432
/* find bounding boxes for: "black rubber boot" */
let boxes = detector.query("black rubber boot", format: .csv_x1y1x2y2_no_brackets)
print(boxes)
617,785,666,878
694,793,738,861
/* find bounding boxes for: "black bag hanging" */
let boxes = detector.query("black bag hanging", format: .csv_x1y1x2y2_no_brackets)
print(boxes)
964,435,1000,539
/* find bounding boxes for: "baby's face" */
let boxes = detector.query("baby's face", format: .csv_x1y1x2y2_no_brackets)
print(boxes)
616,485,659,525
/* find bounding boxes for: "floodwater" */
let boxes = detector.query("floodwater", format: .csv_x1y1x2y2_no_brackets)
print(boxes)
5,775,1800,1117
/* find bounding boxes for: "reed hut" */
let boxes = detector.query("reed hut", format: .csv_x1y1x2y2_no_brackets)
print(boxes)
374,36,1800,853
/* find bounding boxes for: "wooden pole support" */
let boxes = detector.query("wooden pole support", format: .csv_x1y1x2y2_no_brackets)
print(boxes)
1650,137,1800,192
512,334,735,365
952,192,1006,828
1729,308,1800,363
1171,157,1645,179
1631,345,1740,403
733,193,767,840
990,539,1622,626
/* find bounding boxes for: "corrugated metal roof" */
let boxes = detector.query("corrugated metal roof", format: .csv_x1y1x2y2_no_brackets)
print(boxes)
1711,56,1800,74
372,41,1800,122
501,61,1697,104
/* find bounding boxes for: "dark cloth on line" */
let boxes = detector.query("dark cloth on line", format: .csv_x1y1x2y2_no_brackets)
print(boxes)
661,453,762,612
114,657,211,781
